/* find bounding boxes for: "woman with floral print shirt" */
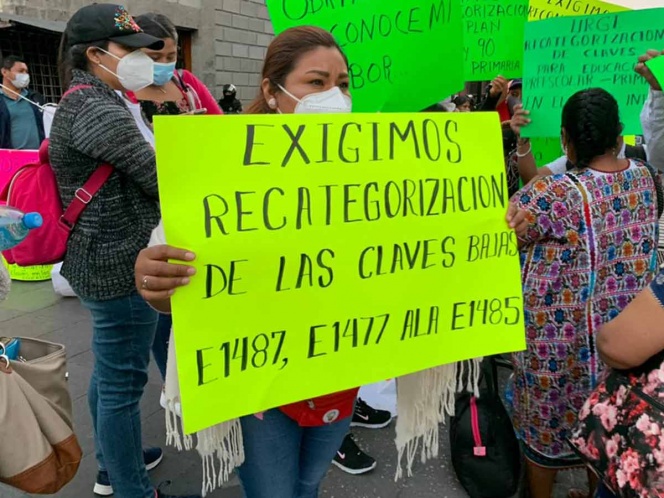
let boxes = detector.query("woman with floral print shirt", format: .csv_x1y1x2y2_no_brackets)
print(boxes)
570,269,664,498
510,88,661,498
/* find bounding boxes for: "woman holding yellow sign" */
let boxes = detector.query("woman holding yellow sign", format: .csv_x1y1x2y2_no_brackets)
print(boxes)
135,26,387,498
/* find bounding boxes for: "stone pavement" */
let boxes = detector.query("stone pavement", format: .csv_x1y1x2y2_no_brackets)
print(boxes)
0,280,585,498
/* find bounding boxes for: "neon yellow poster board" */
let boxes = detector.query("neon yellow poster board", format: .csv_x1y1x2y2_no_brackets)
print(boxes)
522,9,662,137
155,112,526,434
462,0,530,81
266,0,465,113
529,0,628,20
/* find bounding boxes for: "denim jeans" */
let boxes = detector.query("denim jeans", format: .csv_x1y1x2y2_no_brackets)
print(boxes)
82,292,158,498
151,314,172,381
237,409,351,498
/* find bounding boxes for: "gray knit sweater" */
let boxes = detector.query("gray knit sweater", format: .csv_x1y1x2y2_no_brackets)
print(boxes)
49,70,160,301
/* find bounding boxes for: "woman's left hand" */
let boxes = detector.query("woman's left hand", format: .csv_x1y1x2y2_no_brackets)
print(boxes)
135,245,196,311
506,202,528,239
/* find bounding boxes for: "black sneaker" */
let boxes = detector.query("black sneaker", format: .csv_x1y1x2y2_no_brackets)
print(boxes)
332,434,377,475
351,398,393,429
93,447,164,496
156,481,202,498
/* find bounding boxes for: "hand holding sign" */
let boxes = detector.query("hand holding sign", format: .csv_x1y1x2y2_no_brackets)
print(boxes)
489,75,508,98
522,9,664,137
642,50,664,91
509,104,531,138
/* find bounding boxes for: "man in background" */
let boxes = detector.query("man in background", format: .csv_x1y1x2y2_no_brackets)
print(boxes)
218,83,243,114
0,55,45,150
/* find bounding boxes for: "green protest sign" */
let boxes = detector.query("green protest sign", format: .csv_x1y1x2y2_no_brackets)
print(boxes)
646,55,664,90
463,0,529,81
521,9,664,138
531,137,562,166
266,0,465,113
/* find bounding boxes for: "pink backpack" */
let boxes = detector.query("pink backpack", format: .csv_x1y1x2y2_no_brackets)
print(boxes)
0,85,113,266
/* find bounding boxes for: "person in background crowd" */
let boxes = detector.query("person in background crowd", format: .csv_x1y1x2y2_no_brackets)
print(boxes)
506,78,522,116
0,55,45,149
635,49,664,274
49,4,200,498
509,87,660,498
218,83,243,114
637,49,664,173
590,272,664,498
134,26,392,498
131,12,222,419
131,13,222,123
479,74,510,121
453,95,473,112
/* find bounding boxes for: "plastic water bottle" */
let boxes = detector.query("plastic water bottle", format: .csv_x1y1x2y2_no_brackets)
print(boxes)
0,206,43,251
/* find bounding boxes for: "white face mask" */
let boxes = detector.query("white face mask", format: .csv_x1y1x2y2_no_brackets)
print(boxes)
11,73,30,89
278,84,352,114
97,48,154,92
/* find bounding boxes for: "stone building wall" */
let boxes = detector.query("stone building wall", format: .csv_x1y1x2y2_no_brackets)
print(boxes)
0,0,274,103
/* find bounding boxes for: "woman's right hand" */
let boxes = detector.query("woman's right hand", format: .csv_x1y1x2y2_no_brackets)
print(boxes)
489,75,507,98
135,245,196,308
635,49,664,91
510,104,531,138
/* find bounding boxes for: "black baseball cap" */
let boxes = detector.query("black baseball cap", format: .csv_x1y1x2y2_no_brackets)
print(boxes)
66,3,164,50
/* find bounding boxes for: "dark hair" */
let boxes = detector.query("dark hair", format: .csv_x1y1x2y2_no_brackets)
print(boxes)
246,26,348,115
134,13,178,42
1,55,25,71
453,95,473,109
561,88,623,169
57,31,108,90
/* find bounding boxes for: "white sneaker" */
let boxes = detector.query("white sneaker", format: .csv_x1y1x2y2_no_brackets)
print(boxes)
160,388,182,417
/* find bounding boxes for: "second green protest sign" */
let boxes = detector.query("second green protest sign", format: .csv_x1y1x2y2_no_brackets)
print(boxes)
462,0,529,81
522,8,664,137
266,0,465,112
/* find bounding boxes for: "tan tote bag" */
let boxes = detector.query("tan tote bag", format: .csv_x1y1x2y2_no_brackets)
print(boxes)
0,337,82,494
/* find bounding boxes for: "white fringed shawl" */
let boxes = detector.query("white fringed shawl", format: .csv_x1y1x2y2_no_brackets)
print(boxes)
163,328,244,496
150,223,244,497
394,359,482,479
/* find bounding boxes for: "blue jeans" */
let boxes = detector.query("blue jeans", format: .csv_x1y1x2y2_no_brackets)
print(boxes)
237,409,351,498
82,292,158,498
151,314,172,381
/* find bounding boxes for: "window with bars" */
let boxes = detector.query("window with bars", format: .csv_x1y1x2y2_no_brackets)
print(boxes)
0,24,61,103
0,24,193,104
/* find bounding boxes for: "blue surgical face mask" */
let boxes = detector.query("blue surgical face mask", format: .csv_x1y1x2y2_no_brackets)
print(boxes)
153,62,176,87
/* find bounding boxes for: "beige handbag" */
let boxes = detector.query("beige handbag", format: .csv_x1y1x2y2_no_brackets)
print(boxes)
0,337,82,494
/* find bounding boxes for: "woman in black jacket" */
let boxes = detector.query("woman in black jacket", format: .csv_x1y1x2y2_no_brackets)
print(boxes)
49,4,199,498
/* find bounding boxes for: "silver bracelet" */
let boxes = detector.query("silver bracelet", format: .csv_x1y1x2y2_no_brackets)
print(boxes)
516,144,532,158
